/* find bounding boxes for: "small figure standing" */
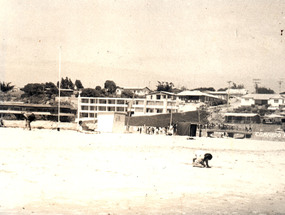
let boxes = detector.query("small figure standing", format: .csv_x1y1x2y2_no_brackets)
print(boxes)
23,112,35,130
192,150,213,168
0,117,4,127
78,120,83,132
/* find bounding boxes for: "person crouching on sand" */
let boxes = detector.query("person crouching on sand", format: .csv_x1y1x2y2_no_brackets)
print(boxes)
192,151,213,168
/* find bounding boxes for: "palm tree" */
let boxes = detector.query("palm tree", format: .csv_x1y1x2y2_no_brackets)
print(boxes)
0,82,14,93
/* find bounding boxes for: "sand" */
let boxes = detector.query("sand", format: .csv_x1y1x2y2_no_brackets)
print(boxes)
0,128,285,215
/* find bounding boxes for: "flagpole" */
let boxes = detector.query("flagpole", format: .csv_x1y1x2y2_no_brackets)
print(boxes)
58,46,61,131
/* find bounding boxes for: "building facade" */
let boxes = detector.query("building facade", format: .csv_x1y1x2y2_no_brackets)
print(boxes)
176,90,221,104
241,94,284,108
209,89,248,100
78,96,178,121
115,87,151,97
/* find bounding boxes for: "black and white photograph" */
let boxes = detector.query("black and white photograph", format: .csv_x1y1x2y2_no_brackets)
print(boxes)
1,0,285,214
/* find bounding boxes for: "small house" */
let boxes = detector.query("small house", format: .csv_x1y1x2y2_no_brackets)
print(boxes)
97,112,126,133
224,113,261,124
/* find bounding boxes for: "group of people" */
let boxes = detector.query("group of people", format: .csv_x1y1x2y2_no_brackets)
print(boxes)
137,124,178,136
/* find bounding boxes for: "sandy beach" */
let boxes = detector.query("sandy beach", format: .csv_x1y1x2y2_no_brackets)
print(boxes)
0,127,285,215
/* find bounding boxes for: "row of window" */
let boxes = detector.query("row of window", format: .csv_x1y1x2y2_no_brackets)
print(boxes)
81,98,176,105
81,106,126,112
81,98,130,104
148,95,175,100
244,99,282,104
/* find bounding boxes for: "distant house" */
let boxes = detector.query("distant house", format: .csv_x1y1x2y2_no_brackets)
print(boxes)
262,114,284,124
146,91,177,100
224,113,261,124
241,94,284,108
209,89,248,100
11,87,21,92
116,87,151,97
177,90,221,104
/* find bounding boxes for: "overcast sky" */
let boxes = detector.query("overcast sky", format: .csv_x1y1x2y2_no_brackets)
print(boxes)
1,0,285,92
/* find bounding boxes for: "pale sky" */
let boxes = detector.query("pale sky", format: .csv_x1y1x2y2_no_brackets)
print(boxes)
1,0,285,92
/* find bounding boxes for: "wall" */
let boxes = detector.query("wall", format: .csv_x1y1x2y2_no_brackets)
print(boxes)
97,114,114,133
252,131,285,141
268,98,283,107
240,98,254,106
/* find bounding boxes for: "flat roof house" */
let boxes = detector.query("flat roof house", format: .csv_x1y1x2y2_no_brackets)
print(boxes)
241,94,284,109
177,90,221,104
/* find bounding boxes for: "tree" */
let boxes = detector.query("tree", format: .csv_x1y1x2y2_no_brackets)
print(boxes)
95,86,102,91
218,88,228,91
21,83,45,96
0,82,14,93
58,77,74,90
80,88,101,97
104,80,116,94
156,81,174,92
192,87,215,92
57,77,74,96
231,82,244,89
21,82,60,104
75,80,84,90
256,87,275,94
44,82,58,98
121,90,135,98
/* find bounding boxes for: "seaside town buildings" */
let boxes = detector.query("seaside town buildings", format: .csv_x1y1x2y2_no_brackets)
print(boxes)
2,85,285,129
77,90,222,122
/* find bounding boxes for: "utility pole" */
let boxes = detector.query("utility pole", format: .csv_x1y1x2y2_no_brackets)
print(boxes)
77,91,82,130
253,79,261,93
126,93,135,132
227,81,232,110
278,79,284,93
57,46,61,131
169,100,173,127
198,107,202,137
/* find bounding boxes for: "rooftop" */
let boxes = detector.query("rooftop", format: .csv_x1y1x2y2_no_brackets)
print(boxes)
117,87,151,90
242,94,284,100
147,91,176,96
225,113,259,117
177,90,219,99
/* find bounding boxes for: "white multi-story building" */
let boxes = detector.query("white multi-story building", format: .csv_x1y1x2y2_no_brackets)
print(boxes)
77,90,225,122
78,95,178,121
